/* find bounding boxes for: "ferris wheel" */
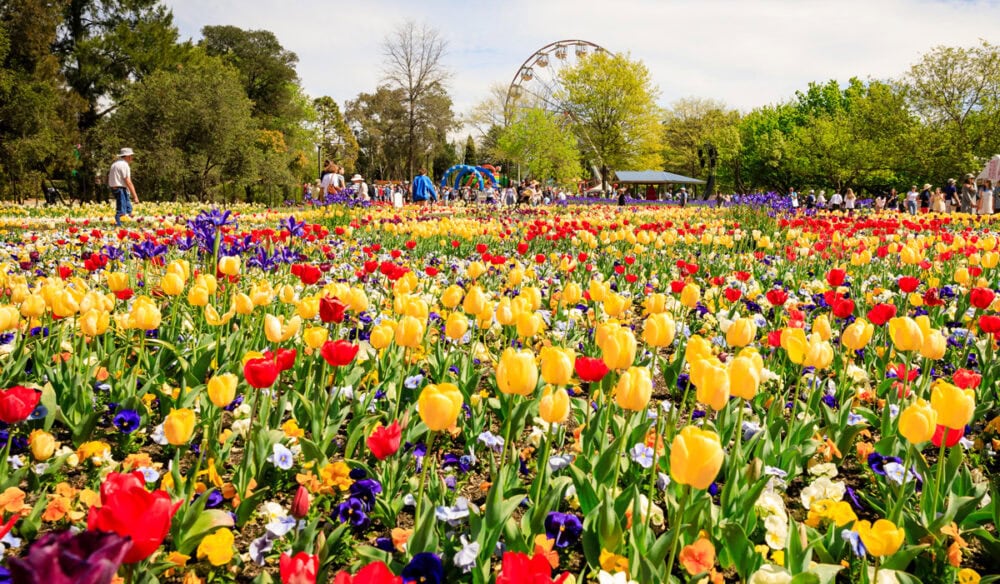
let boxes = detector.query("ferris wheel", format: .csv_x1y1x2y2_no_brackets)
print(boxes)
505,40,608,120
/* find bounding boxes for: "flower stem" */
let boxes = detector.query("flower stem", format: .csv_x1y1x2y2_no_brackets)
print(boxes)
930,437,948,519
664,485,691,579
415,431,436,521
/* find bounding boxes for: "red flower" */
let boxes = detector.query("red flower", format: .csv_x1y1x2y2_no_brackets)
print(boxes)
0,386,40,424
367,420,402,460
932,424,964,448
298,265,321,285
970,287,996,310
114,288,134,301
765,289,788,307
496,552,571,584
979,315,1000,334
86,472,181,564
405,240,417,250
734,271,751,282
574,356,609,383
867,303,897,326
826,268,846,287
281,552,320,584
244,357,280,388
723,288,742,303
290,486,311,519
831,297,855,319
897,276,920,293
321,340,359,367
888,363,919,382
767,330,783,347
535,254,546,264
333,561,401,584
669,281,686,294
320,296,348,324
517,243,529,255
953,369,982,390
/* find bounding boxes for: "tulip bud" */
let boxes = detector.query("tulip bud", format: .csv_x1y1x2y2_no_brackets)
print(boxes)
496,348,539,396
540,346,575,386
539,387,570,424
462,286,487,315
728,355,760,400
441,285,464,309
615,366,652,411
597,323,637,370
680,283,701,308
29,429,56,461
290,485,311,519
692,358,730,410
207,373,238,408
841,318,874,351
670,425,724,490
370,321,396,350
418,383,464,431
394,316,425,348
725,317,757,347
445,312,469,340
164,408,195,445
218,256,240,277
930,379,975,430
107,272,129,292
898,399,937,444
812,314,832,342
643,313,676,347
160,273,185,296
888,317,923,352
303,326,329,350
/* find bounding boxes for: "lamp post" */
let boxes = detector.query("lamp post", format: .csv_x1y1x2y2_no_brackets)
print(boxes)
316,145,322,179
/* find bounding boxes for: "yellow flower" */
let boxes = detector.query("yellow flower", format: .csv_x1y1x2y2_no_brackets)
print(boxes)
596,323,637,370
462,285,487,315
218,256,240,276
930,379,975,430
394,315,425,348
540,346,575,386
898,399,937,444
106,272,129,292
599,549,629,573
29,429,57,461
444,312,469,340
303,326,329,349
958,568,981,584
538,386,570,424
515,312,544,338
207,374,238,408
264,314,301,343
670,426,724,490
370,321,396,350
496,348,539,396
164,408,196,445
161,272,185,296
888,317,923,352
726,317,757,347
841,318,874,351
197,528,234,566
441,285,464,309
643,313,676,347
129,296,161,330
79,308,110,336
615,366,652,411
812,314,832,342
680,283,701,308
187,285,210,307
418,383,464,431
561,282,582,305
692,358,730,410
855,519,904,557
728,354,760,400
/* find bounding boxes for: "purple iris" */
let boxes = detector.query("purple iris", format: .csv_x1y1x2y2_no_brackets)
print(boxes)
112,409,141,434
402,553,443,584
8,529,131,584
544,512,582,548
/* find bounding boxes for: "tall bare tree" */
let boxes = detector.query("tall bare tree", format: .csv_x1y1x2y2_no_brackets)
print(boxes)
381,20,450,179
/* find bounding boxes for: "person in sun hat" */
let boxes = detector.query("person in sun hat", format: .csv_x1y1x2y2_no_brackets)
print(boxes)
919,183,932,213
107,147,139,226
960,173,977,214
944,178,959,211
350,174,369,202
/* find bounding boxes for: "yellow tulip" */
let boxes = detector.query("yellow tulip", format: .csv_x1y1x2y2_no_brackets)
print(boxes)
780,327,808,364
561,282,582,305
52,290,79,318
107,272,129,292
670,425,724,490
602,293,630,318
462,286,487,315
954,267,970,286
167,259,191,281
29,429,56,461
207,373,238,408
540,346,575,386
597,323,637,370
296,297,319,320
418,383,464,431
803,335,834,370
496,348,539,396
303,326,329,349
539,386,571,424
401,296,429,321
615,366,652,411
279,284,297,305
19,294,46,318
728,354,760,400
726,317,757,347
519,287,542,311
495,298,515,326
218,256,240,276
0,306,18,332
898,399,937,444
79,308,110,336
930,380,975,430
643,313,676,347
920,329,946,360
196,274,218,296
515,312,544,338
643,293,668,315
161,272,185,296
693,359,730,410
466,261,487,280
264,314,301,343
370,321,396,350
344,288,369,313
855,519,905,557
197,527,234,566
841,318,874,351
588,279,609,302
445,312,469,340
441,285,464,309
684,335,713,364
129,297,161,330
233,293,254,315
164,408,196,445
680,283,701,308
888,317,924,352
394,315,425,347
188,285,210,307
812,314,832,341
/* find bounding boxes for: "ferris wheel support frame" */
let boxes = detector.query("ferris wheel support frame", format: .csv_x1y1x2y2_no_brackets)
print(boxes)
504,39,607,118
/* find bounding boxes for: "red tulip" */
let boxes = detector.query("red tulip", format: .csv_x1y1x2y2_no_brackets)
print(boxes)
367,420,402,460
734,271,751,282
826,268,846,287
574,356,609,383
979,315,1000,334
767,330,783,347
496,552,572,584
280,552,319,584
298,265,321,285
669,280,686,294
831,297,855,319
897,276,920,293
290,486,311,519
321,340,359,367
0,386,40,424
765,289,788,307
723,288,742,303
932,424,964,448
888,363,919,382
970,287,996,310
275,348,297,372
333,561,401,584
244,357,280,388
953,369,982,390
867,303,897,326
517,243,529,255
86,471,181,564
320,297,348,323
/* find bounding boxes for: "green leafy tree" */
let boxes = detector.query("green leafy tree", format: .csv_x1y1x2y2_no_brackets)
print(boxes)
463,135,477,165
313,96,359,174
662,97,741,192
497,108,582,186
346,87,410,180
557,51,663,191
104,50,257,201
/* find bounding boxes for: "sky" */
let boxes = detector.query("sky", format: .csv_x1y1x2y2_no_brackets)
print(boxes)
166,0,1000,126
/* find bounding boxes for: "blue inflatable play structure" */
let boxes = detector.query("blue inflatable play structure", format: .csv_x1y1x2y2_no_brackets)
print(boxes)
440,164,499,190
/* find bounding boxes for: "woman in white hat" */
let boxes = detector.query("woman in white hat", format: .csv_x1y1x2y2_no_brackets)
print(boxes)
351,174,369,202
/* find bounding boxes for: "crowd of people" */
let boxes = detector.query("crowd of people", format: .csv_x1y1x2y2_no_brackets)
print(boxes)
787,174,996,215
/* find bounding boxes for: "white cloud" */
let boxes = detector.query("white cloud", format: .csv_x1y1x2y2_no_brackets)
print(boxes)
166,0,1000,117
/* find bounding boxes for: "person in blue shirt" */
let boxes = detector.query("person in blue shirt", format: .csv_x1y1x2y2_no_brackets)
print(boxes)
411,168,437,206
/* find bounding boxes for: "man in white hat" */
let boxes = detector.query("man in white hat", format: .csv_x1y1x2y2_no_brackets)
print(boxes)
108,148,139,226
350,174,369,202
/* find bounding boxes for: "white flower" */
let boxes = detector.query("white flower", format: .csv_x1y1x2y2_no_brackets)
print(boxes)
267,443,295,470
261,501,287,523
453,536,480,573
755,491,786,518
231,418,251,437
598,570,634,584
150,423,168,445
808,462,838,479
635,494,664,527
800,477,846,510
764,514,788,549
748,564,792,584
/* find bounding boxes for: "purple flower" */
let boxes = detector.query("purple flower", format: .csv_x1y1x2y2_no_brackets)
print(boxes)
335,497,369,527
402,553,443,584
112,409,141,434
9,529,131,584
544,512,582,548
867,452,902,476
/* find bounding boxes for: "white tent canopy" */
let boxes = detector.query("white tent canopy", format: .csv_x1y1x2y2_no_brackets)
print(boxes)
977,155,1000,183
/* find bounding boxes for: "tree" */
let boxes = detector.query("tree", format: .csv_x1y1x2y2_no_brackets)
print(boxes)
497,108,582,186
346,87,410,181
0,0,83,201
463,135,477,165
662,98,741,192
381,20,452,179
557,51,663,191
200,25,299,124
104,51,257,200
313,96,359,174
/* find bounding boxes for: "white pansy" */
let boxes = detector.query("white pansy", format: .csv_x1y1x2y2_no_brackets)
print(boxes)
800,477,846,510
